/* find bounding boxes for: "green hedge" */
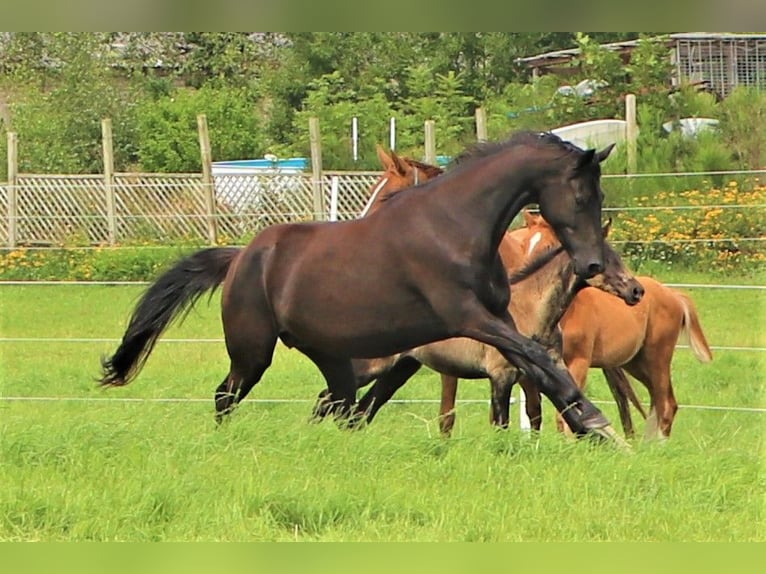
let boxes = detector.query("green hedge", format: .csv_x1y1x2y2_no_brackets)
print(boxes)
0,247,210,282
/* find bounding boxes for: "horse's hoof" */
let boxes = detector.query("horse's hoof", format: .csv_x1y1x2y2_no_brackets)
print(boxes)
588,424,633,452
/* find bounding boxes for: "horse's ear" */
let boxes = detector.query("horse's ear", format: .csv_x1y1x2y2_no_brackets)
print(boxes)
602,217,613,238
390,150,410,177
596,143,616,164
576,148,596,169
376,144,394,171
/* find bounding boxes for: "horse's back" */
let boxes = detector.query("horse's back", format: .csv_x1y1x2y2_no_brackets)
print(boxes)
561,276,686,365
225,218,458,358
561,278,650,364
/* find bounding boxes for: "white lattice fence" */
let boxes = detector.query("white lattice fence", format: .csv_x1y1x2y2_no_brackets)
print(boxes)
114,173,212,242
16,175,107,245
323,171,380,220
0,184,8,244
3,171,386,246
213,173,317,239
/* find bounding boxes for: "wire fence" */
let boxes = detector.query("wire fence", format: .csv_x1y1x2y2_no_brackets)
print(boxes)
1,395,763,414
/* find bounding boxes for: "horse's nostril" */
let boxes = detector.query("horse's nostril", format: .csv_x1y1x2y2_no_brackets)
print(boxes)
631,285,645,303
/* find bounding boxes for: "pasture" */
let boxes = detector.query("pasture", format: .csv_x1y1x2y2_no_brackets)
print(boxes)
1,273,764,541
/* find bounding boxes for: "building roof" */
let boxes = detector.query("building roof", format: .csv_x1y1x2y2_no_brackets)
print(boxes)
516,32,766,68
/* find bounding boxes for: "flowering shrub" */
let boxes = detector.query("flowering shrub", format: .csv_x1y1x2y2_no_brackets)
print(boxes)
609,182,765,272
0,247,193,281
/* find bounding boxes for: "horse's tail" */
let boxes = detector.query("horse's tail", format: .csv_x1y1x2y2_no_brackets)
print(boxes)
100,247,241,387
603,367,647,419
675,291,713,363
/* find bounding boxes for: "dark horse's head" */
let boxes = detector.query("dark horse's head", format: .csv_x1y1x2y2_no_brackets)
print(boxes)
516,132,615,280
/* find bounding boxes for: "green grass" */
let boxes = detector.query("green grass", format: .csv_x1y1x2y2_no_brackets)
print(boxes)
0,273,764,541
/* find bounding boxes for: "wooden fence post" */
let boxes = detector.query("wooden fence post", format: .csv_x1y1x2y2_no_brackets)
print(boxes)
625,93,637,175
197,114,218,245
101,118,116,245
424,120,436,165
475,107,488,142
6,131,17,248
309,117,325,221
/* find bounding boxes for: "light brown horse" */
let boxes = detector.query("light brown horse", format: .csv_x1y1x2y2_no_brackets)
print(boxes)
508,212,713,440
558,268,713,440
101,131,624,441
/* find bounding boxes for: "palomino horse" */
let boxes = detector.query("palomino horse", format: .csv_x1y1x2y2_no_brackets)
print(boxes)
326,211,644,432
100,131,620,440
557,269,713,439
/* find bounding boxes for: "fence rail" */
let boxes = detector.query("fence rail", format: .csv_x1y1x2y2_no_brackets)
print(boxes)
2,169,765,248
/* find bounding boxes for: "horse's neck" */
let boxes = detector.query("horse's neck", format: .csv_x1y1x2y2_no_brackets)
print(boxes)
511,251,577,340
426,153,537,254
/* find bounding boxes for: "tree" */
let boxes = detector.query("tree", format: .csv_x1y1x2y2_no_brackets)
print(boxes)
2,33,140,173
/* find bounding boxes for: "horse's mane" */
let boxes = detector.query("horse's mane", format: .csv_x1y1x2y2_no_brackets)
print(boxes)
508,242,566,285
377,131,581,206
402,158,444,179
451,131,582,167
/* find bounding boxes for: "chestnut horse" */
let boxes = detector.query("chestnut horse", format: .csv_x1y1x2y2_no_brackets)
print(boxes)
507,213,713,440
558,273,713,439
436,212,712,440
100,131,620,440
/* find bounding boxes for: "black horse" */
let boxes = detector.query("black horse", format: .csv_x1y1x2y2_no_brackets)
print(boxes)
100,132,618,440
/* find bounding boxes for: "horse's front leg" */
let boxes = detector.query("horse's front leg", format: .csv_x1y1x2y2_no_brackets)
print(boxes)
458,306,626,447
439,374,458,436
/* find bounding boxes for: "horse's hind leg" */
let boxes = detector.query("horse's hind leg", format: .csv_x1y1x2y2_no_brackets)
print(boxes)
489,371,516,430
356,356,422,424
215,327,278,423
518,375,542,431
299,348,359,424
311,356,399,423
625,354,677,440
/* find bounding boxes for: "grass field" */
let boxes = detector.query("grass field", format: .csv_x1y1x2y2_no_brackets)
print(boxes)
1,269,764,541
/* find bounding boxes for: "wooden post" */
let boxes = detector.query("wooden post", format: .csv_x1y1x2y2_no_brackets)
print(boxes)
475,107,488,142
197,114,218,245
424,120,436,165
625,93,637,175
101,118,116,246
6,131,17,248
309,117,325,221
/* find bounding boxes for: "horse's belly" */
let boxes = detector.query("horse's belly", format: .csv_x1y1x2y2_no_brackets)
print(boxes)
590,325,644,366
280,316,449,359
412,338,491,379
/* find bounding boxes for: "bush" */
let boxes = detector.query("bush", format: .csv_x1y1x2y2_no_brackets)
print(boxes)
135,85,267,172
610,182,766,273
0,247,204,282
